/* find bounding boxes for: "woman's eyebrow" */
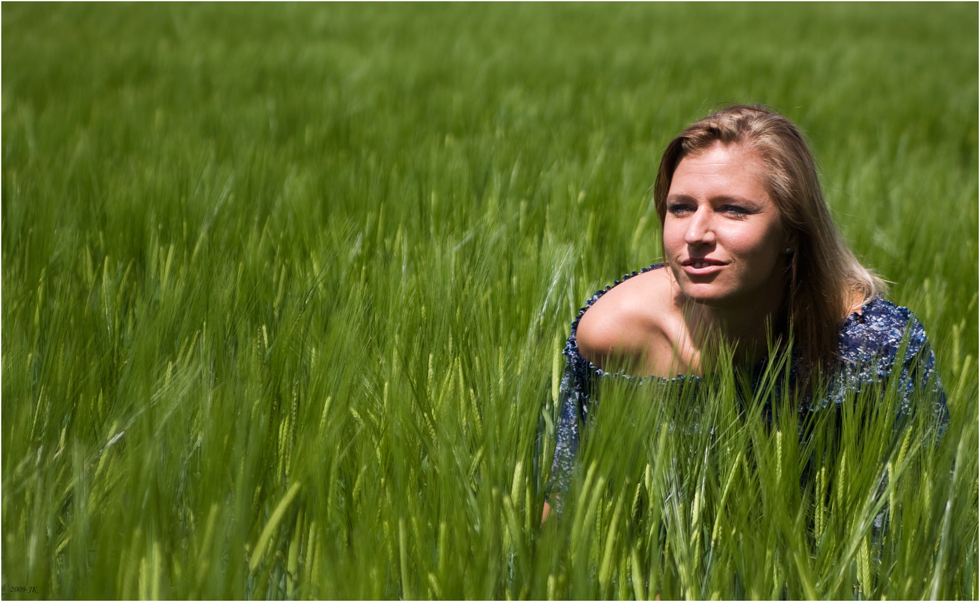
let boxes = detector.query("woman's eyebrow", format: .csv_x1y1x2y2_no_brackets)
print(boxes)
712,195,763,208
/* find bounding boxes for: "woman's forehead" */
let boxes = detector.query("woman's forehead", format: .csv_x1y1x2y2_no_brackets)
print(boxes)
671,144,769,189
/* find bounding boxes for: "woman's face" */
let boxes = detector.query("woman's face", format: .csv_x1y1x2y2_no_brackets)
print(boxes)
663,142,789,311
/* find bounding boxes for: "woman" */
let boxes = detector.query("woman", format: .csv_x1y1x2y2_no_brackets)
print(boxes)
543,105,946,519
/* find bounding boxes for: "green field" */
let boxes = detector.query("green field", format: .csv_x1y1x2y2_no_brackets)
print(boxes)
2,3,977,599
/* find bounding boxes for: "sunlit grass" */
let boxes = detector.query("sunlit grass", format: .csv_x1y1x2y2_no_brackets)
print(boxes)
2,3,977,599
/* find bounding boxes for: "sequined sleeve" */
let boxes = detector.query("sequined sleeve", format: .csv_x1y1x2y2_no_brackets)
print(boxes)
823,298,948,428
546,362,589,515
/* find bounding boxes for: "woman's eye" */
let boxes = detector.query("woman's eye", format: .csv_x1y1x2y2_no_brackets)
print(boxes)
721,205,749,217
667,203,693,215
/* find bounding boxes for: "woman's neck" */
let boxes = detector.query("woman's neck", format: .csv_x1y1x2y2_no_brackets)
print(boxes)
680,291,787,368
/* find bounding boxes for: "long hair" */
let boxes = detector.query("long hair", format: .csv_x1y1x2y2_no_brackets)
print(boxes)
653,105,885,373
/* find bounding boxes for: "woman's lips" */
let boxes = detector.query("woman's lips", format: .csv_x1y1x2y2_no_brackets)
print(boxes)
681,258,726,275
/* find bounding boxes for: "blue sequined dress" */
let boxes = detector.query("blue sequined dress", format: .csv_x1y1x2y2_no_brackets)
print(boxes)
547,263,947,511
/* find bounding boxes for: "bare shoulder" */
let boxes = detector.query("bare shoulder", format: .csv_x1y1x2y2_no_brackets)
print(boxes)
576,268,675,369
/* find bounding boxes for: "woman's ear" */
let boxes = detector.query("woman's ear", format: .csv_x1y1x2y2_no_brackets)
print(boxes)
784,232,799,255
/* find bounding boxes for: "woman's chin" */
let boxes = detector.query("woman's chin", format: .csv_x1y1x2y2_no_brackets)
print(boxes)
677,284,730,306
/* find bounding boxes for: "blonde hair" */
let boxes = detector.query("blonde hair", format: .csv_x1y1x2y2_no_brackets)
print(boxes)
653,105,886,371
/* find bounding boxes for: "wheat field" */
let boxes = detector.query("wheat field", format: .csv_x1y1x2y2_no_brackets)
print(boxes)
2,4,977,599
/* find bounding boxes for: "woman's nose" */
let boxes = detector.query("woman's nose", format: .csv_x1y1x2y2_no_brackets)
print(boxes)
684,208,715,245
